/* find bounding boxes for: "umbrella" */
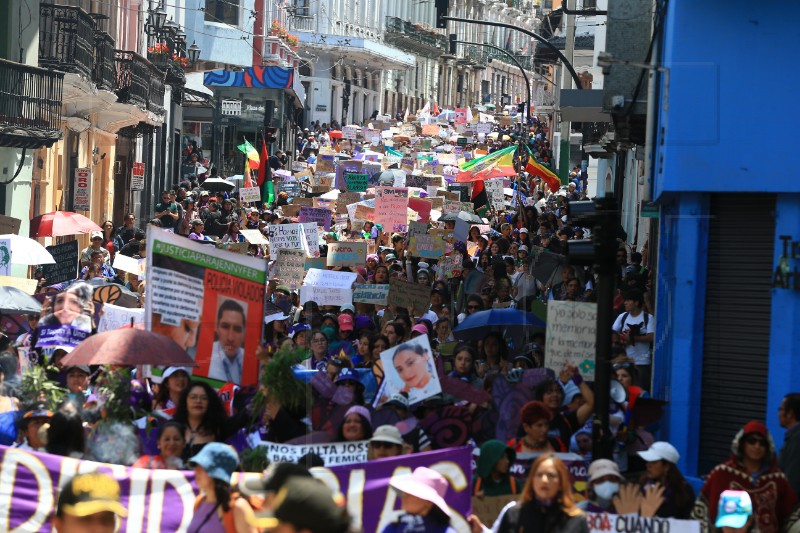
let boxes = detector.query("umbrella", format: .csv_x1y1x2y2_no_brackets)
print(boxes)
0,234,56,264
373,169,406,186
329,130,343,139
0,286,42,314
201,177,236,192
452,308,546,343
29,211,102,238
438,211,483,224
61,328,197,367
86,278,141,308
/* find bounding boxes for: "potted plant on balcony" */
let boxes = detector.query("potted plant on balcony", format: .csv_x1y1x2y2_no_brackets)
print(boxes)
147,42,170,69
285,35,299,50
172,53,189,69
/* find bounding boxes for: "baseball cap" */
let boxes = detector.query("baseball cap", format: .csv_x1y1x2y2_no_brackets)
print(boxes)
22,402,53,420
587,459,624,483
383,393,409,410
251,477,350,532
90,231,103,240
520,227,529,233
715,490,752,529
371,425,404,446
275,285,291,295
340,303,355,314
334,367,361,386
162,366,192,380
338,314,354,331
188,443,240,482
637,441,680,464
519,245,529,252
65,365,91,375
289,323,311,339
57,472,128,518
411,324,429,336
385,253,397,262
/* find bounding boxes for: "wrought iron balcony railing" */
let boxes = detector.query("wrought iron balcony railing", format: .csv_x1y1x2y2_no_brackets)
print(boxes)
93,31,116,91
39,3,95,79
148,62,166,115
115,50,150,109
385,16,447,54
0,58,64,149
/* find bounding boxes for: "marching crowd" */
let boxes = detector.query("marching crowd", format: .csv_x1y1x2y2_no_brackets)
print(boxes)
2,118,800,533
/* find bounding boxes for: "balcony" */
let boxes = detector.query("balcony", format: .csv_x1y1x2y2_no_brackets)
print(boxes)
292,15,316,32
0,58,64,149
148,62,166,115
93,31,116,91
39,4,94,79
384,16,447,57
115,51,150,109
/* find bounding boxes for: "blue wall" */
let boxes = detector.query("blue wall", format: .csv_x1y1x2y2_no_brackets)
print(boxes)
652,1,800,475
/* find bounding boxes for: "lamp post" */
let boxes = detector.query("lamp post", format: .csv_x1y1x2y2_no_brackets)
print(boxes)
188,41,201,68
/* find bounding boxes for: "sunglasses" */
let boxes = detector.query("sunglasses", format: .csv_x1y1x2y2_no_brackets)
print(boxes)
744,436,766,447
370,441,399,449
467,305,480,310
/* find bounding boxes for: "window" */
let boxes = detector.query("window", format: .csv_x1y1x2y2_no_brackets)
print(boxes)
205,0,239,26
294,0,310,17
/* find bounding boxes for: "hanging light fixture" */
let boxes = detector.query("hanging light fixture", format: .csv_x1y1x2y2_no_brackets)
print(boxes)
188,41,201,67
152,5,167,33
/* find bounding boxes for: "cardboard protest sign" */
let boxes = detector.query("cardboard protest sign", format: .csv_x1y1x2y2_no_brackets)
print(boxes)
273,249,307,289
0,274,37,294
98,302,145,332
448,184,470,202
146,230,267,385
299,206,332,231
421,124,440,136
300,268,357,306
316,152,336,172
354,204,375,222
345,173,369,192
336,192,361,214
278,179,301,197
281,204,300,217
41,241,78,285
376,334,441,406
400,157,415,173
409,229,446,259
342,125,359,139
374,186,409,232
266,223,308,260
352,283,389,305
240,229,269,245
327,241,368,267
545,301,598,379
0,214,21,234
239,186,261,203
388,277,431,313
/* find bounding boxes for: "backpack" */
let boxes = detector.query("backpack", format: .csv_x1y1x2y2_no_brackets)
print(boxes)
619,312,652,348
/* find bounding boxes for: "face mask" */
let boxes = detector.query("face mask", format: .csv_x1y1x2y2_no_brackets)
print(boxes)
321,325,336,341
593,481,619,501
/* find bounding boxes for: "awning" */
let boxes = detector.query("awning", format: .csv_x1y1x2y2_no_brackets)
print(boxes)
204,66,294,89
186,72,213,96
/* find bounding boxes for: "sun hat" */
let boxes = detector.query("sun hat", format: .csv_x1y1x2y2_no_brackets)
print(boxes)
389,467,451,517
250,477,350,532
289,323,311,339
520,227,529,233
188,443,240,482
715,490,753,529
587,459,624,483
637,441,680,464
371,425,404,446
57,472,128,518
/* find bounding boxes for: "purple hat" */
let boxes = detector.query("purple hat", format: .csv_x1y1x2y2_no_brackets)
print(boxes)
354,315,374,331
344,405,371,425
389,467,451,516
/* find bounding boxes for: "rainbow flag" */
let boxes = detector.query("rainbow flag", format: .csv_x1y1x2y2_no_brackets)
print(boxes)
456,145,517,182
524,145,560,192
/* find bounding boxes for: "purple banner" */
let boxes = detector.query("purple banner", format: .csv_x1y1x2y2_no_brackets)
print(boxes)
35,324,91,348
1,444,473,533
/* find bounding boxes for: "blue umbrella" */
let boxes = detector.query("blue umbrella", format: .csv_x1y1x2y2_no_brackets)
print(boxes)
452,308,546,342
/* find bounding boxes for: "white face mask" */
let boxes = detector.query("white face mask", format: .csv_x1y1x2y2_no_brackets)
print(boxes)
594,481,620,501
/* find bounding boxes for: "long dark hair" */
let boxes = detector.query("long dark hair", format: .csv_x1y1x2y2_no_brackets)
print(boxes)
153,369,189,409
173,381,227,438
46,410,86,457
638,461,694,514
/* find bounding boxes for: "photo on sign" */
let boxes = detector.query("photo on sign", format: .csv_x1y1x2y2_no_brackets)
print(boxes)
375,334,441,407
35,282,94,351
206,296,248,384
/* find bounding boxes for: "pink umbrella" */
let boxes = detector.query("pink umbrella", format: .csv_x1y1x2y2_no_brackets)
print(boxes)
29,211,102,238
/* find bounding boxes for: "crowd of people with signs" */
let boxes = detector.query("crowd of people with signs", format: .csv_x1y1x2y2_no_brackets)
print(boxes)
0,111,799,533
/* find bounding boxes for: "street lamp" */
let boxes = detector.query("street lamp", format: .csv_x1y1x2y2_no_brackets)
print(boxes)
188,41,201,67
150,5,167,34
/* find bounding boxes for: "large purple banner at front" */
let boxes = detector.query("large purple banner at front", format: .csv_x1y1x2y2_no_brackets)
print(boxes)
0,444,473,532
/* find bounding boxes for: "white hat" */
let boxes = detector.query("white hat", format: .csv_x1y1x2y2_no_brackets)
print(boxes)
162,366,192,380
637,441,680,464
90,231,103,240
587,459,624,483
371,425,404,446
519,227,529,233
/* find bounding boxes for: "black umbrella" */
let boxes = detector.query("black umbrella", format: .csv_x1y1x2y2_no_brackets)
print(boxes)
0,286,42,314
373,169,406,186
438,211,484,224
201,177,236,193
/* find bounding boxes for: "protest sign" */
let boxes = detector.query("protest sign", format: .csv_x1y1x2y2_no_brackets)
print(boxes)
35,282,95,349
299,206,332,231
240,229,269,245
292,161,309,172
400,157,415,174
342,125,359,139
352,283,389,305
336,160,364,190
448,183,470,202
146,230,267,385
407,221,428,239
336,192,361,214
255,440,369,466
316,153,336,172
439,252,464,279
376,334,441,406
98,302,145,332
408,197,432,223
388,277,431,313
586,513,700,533
484,179,505,211
300,268,357,306
239,186,261,203
327,241,368,267
345,173,369,192
0,274,37,294
374,187,409,232
280,204,300,217
112,253,140,275
0,239,9,275
273,249,307,289
0,214,21,234
545,301,598,379
40,241,78,285
454,218,470,242
278,179,301,197
409,230,446,259
266,223,307,260
292,197,314,207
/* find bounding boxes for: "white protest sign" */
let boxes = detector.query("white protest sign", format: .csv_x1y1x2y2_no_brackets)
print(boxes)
112,253,140,274
0,239,10,276
97,302,145,332
544,301,597,379
266,223,307,260
240,229,269,245
342,125,359,139
586,513,700,533
239,186,261,203
300,268,357,306
352,283,389,305
255,438,369,466
484,179,505,211
149,267,203,325
273,249,307,289
303,223,321,257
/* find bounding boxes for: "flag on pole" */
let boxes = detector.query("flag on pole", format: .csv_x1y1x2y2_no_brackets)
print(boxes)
243,159,254,188
471,178,489,216
432,101,440,116
257,138,269,187
237,139,260,169
524,145,561,192
504,31,512,52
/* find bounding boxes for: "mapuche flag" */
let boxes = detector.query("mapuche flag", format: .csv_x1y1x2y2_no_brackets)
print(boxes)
524,145,561,193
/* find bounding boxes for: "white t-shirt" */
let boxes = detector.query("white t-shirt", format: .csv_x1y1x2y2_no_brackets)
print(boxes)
612,310,654,365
